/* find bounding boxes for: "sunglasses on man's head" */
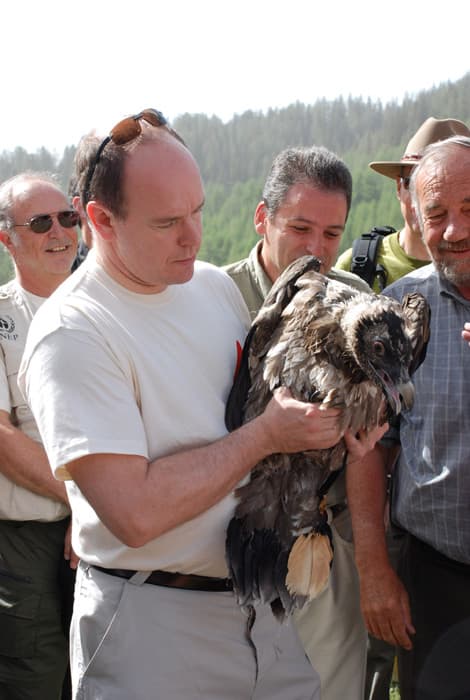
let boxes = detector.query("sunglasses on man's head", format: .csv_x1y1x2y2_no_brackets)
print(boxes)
13,210,80,234
401,177,411,190
82,108,176,203
108,108,169,145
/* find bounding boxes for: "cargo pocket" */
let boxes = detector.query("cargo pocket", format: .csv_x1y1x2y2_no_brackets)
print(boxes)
0,570,40,658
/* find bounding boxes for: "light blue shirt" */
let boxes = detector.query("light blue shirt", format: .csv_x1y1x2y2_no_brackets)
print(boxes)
385,264,470,564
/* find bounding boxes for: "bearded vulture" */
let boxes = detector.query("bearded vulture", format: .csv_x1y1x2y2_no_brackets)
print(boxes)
225,255,430,619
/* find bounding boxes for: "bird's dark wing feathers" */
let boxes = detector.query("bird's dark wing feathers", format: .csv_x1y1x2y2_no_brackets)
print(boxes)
249,255,322,358
401,292,431,375
225,255,322,431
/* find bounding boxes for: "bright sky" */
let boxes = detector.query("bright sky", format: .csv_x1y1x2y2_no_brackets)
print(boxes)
3,0,469,155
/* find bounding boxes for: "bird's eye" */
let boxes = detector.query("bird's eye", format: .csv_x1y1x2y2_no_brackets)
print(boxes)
373,340,385,356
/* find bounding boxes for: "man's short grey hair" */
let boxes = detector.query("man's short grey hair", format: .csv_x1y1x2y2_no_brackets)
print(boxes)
410,135,470,227
0,171,58,232
262,146,352,219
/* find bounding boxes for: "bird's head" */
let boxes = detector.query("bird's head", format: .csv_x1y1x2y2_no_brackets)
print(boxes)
342,298,414,415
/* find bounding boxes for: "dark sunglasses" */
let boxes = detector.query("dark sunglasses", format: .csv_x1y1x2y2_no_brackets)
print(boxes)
13,209,80,234
400,176,411,190
82,108,172,204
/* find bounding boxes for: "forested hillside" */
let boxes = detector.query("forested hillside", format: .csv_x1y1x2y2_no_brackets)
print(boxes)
1,72,469,284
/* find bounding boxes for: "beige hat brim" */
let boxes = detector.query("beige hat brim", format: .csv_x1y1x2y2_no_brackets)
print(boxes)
369,117,470,180
368,160,418,179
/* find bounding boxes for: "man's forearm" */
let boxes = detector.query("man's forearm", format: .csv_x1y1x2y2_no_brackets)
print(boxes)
67,388,345,547
0,412,68,503
347,443,414,648
346,444,390,573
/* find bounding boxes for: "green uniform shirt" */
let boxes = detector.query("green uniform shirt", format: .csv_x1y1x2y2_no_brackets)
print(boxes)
224,241,371,321
335,231,429,293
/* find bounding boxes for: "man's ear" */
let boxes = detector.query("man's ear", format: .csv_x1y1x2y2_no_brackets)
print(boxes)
86,201,115,241
0,230,15,255
395,177,402,200
254,201,268,237
72,195,85,221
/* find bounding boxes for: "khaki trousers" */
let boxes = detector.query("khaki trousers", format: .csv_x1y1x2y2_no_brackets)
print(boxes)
72,561,320,700
294,507,368,700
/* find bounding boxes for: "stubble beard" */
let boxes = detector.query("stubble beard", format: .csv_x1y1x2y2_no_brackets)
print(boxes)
433,258,470,287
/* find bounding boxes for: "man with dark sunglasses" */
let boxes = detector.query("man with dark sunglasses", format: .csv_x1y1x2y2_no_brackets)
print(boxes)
19,111,379,700
0,172,78,700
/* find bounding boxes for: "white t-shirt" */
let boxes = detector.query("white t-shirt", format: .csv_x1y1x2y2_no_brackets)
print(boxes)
20,254,251,576
0,279,69,521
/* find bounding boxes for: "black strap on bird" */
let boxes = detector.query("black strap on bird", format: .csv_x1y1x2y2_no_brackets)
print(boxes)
316,454,347,505
351,226,396,291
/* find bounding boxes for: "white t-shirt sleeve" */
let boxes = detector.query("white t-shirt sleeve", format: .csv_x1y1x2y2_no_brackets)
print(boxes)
21,327,149,479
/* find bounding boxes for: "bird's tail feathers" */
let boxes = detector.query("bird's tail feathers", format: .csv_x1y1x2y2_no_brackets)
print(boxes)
227,517,311,617
286,531,333,600
226,517,246,598
226,516,320,619
273,549,302,619
226,519,281,608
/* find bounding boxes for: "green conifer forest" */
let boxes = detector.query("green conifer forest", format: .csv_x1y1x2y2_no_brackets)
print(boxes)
1,72,469,284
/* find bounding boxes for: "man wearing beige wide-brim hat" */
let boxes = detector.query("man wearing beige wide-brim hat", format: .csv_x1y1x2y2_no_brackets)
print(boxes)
336,117,470,293
369,117,470,178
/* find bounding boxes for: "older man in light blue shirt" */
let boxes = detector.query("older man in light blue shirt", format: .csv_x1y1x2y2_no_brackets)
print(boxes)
387,269,470,564
349,135,470,700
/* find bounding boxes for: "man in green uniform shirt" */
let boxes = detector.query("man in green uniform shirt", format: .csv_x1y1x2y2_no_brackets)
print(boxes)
224,145,371,700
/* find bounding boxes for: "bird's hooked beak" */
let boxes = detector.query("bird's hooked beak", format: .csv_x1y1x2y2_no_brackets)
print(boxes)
397,380,415,411
371,367,415,415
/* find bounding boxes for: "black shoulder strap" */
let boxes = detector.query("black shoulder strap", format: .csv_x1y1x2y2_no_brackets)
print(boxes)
351,226,396,290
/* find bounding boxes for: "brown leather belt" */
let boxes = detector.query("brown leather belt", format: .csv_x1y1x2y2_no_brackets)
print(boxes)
92,565,233,592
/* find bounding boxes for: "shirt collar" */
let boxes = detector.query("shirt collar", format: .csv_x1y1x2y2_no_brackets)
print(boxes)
248,240,274,297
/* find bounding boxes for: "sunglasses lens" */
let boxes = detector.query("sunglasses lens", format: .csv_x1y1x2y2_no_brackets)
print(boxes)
141,109,167,127
111,117,142,145
110,110,168,145
30,215,53,234
58,211,80,228
28,211,79,234
402,177,411,190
